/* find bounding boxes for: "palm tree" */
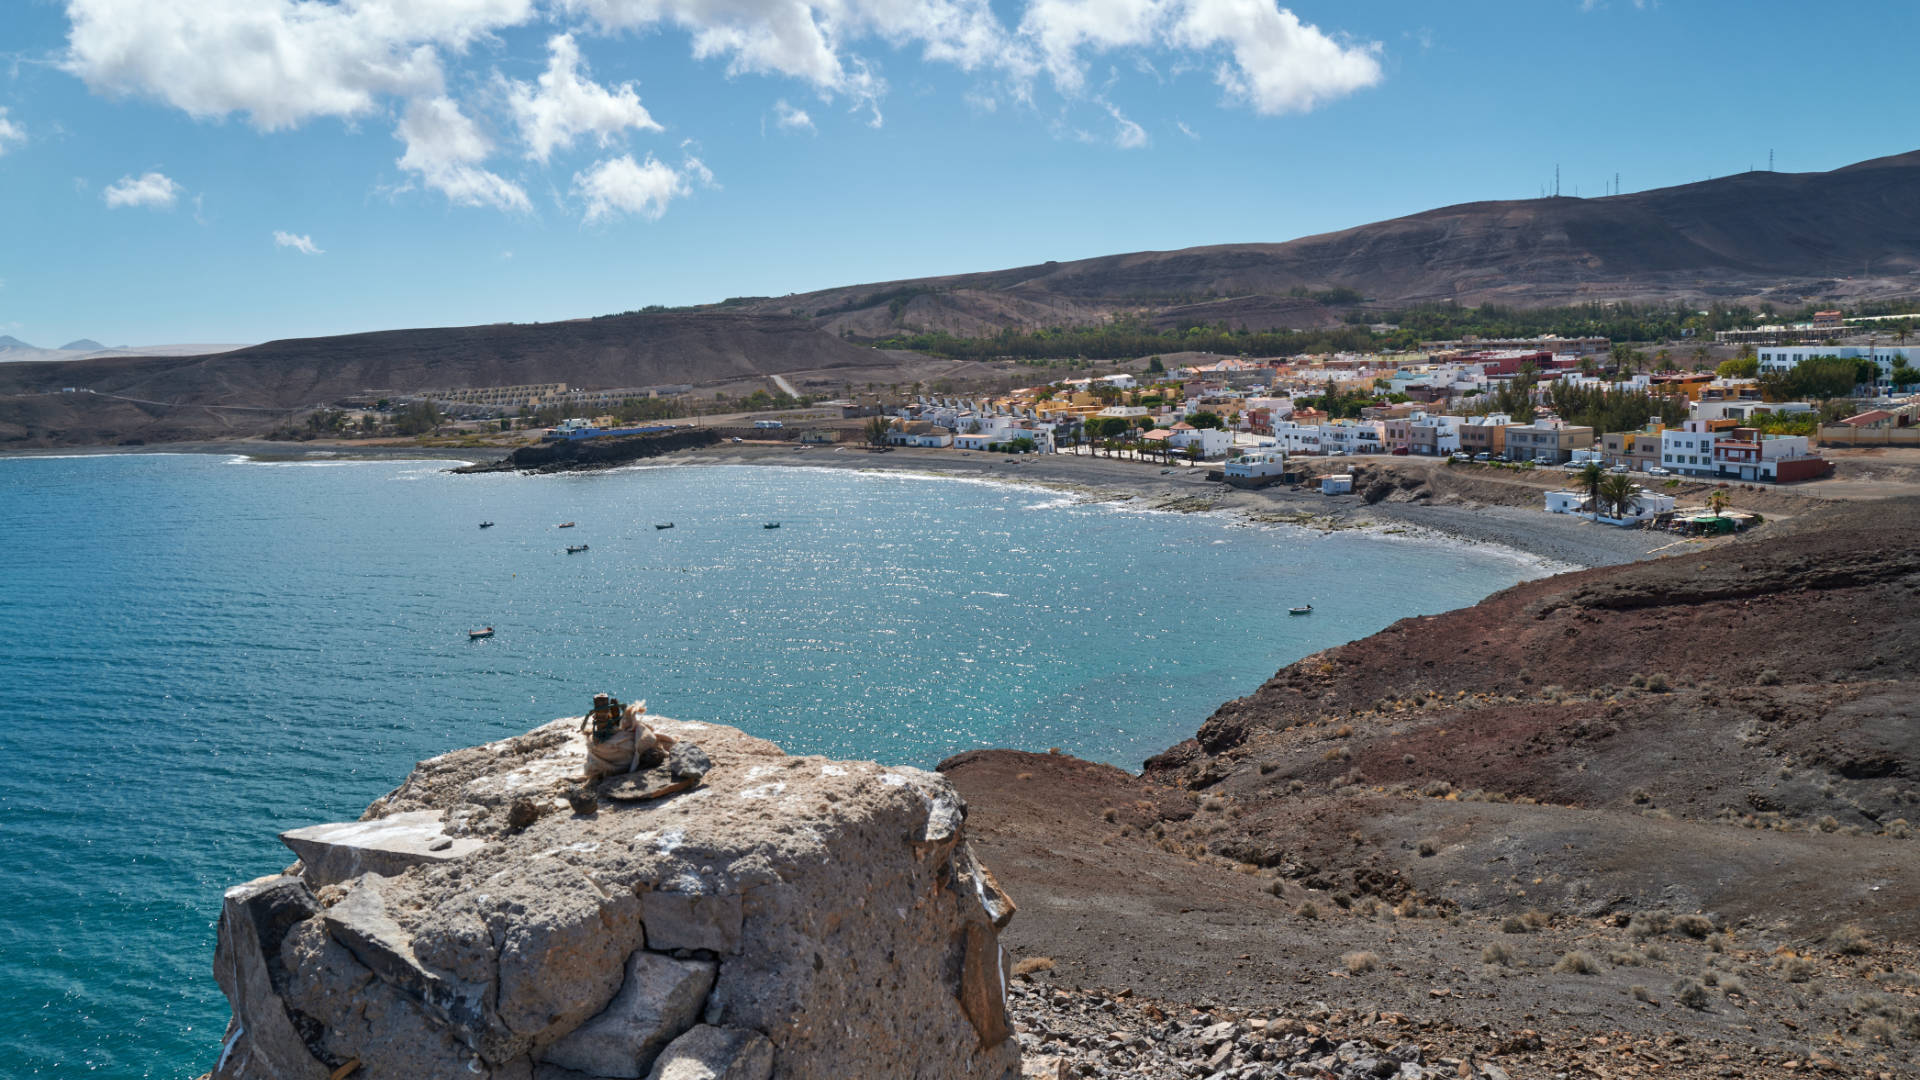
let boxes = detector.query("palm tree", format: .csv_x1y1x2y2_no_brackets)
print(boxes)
1576,461,1606,519
864,415,893,448
1706,488,1731,517
1598,473,1638,520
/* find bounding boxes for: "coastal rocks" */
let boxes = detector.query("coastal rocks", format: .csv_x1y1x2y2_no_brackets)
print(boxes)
208,713,1019,1080
280,810,484,887
643,1025,774,1080
453,428,721,475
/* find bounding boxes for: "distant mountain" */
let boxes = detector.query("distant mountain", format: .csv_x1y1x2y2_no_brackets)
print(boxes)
59,339,106,352
733,148,1920,335
0,336,37,350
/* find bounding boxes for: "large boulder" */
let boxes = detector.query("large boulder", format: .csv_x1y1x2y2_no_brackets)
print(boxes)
209,715,1019,1080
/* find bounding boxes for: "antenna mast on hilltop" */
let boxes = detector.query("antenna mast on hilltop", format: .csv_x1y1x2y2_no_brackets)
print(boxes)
1555,165,1560,198
1770,148,1775,171
1615,172,1620,196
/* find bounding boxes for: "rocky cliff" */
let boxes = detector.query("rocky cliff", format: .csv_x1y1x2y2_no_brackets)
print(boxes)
208,713,1019,1080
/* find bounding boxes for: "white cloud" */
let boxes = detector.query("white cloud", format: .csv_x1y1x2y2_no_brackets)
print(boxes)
572,153,707,222
1019,0,1380,114
773,98,815,132
103,171,181,209
0,108,23,154
395,96,531,211
1176,118,1199,139
1105,101,1146,148
273,230,323,255
63,0,533,131
507,33,661,163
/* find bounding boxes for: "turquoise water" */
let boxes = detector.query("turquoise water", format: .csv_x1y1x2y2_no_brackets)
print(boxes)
0,453,1546,1076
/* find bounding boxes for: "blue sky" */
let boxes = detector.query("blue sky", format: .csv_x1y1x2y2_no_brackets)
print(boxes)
1,0,1915,347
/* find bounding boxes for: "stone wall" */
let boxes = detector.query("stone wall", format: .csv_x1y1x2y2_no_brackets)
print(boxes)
208,715,1020,1080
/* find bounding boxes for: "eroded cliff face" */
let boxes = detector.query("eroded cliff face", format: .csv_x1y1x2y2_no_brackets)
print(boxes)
209,715,1019,1080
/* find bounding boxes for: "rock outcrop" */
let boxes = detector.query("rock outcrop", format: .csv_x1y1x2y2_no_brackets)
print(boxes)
209,713,1019,1080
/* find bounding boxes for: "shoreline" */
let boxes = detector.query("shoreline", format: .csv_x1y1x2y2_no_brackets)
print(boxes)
2,437,1672,569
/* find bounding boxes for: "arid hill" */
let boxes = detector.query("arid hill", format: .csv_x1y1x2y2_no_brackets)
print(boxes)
0,311,886,447
946,499,1920,1072
745,149,1920,335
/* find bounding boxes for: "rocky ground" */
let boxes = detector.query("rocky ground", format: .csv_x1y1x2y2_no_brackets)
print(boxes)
946,498,1920,1078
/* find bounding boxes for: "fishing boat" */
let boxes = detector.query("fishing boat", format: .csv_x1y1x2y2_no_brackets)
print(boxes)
1288,604,1313,616
654,522,674,530
478,521,495,528
468,627,494,639
762,522,781,530
557,521,576,528
566,544,590,554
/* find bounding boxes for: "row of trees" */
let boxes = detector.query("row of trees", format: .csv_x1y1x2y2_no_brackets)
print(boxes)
1544,382,1690,432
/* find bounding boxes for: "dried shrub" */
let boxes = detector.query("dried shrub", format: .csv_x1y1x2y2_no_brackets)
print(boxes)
1501,915,1531,934
1343,951,1381,974
1630,984,1657,1004
1829,923,1872,956
1757,669,1783,686
1011,956,1055,978
1554,951,1600,975
1672,979,1710,1010
1671,914,1715,939
1645,673,1671,693
1608,950,1646,967
1481,942,1514,967
1295,901,1320,920
1418,839,1438,857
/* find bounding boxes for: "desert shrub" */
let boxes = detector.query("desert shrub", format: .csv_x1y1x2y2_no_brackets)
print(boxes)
1671,914,1715,939
1258,762,1279,775
1645,673,1671,693
1421,780,1452,797
1482,943,1514,967
1501,916,1530,934
1706,933,1731,953
1402,754,1417,765
1200,796,1225,813
1885,818,1912,839
1627,912,1671,940
1295,901,1320,919
1719,974,1748,997
1523,910,1550,930
1418,839,1438,857
1643,943,1668,961
1608,950,1646,967
1672,979,1711,1010
1773,952,1815,982
1630,984,1657,1004
1011,956,1054,978
1356,897,1383,918
1343,951,1381,974
1817,815,1840,833
1101,807,1118,822
1629,674,1648,689
1264,879,1285,897
1015,772,1034,781
1323,745,1351,762
1757,668,1783,686
1335,724,1353,738
1554,951,1600,975
1288,779,1305,793
1829,923,1873,955
1860,1016,1897,1044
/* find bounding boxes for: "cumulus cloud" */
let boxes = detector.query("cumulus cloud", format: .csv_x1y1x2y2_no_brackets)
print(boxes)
395,96,531,211
273,230,323,254
0,108,23,154
773,99,815,132
1020,0,1380,113
103,171,181,209
572,152,707,222
507,33,660,163
63,0,533,130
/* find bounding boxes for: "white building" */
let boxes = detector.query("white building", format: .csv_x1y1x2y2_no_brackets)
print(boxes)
1321,473,1354,495
1223,449,1289,481
1758,344,1920,395
1168,424,1233,458
1269,420,1323,454
1660,420,1724,477
1319,419,1385,455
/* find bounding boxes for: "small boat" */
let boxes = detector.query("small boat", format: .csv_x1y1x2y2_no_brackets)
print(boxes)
566,544,590,554
468,627,494,639
762,522,781,530
557,521,576,528
1288,605,1313,616
478,521,495,529
654,523,674,530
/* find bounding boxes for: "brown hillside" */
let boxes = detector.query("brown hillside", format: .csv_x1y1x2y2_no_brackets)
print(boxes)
745,148,1920,331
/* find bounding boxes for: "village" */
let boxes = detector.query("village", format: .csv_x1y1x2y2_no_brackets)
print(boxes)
865,329,1920,533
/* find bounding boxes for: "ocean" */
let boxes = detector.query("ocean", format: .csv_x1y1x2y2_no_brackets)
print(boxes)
0,452,1550,1076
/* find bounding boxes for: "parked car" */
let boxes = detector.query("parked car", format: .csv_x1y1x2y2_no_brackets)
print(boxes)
1473,453,1491,462
1610,464,1630,474
1450,452,1471,462
1391,447,1410,456
1647,466,1671,476
1327,449,1346,456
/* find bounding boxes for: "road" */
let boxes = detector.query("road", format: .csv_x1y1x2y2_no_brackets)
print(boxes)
769,374,799,397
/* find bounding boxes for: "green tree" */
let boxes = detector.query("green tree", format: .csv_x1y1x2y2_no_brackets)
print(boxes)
1575,462,1606,520
1186,411,1225,429
1889,362,1920,391
1146,356,1165,374
1598,472,1638,519
1717,355,1759,379
864,415,894,447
